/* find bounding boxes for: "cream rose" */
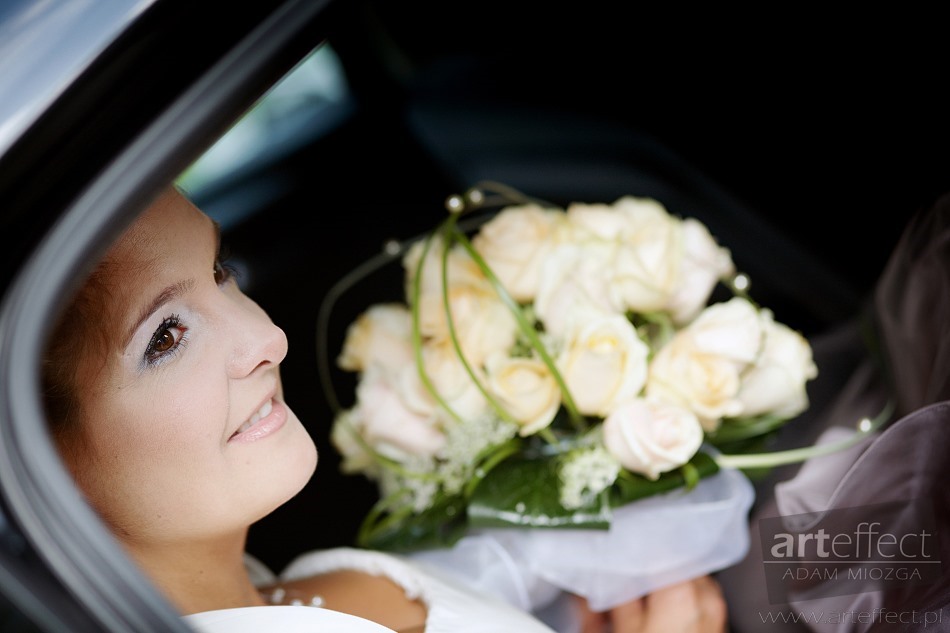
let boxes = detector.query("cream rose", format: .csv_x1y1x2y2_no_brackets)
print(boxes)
337,303,413,374
602,397,704,480
403,234,518,366
486,354,561,436
682,297,763,364
398,341,490,423
414,281,517,367
646,298,763,429
330,410,379,475
664,218,735,325
738,310,818,418
565,200,634,240
351,368,446,461
565,196,694,315
557,310,650,417
606,197,685,313
472,204,563,302
402,235,485,296
534,242,624,338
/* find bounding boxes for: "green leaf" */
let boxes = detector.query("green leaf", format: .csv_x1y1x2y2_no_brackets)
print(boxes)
357,493,469,553
467,454,612,530
609,451,720,507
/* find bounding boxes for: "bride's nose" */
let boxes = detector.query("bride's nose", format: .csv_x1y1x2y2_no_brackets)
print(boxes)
225,297,288,379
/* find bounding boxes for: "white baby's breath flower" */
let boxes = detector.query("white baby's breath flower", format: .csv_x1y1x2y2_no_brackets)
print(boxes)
558,309,650,417
559,445,622,510
437,413,519,495
378,454,439,514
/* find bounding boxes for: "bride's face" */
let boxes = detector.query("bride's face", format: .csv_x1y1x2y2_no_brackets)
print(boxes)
57,188,317,544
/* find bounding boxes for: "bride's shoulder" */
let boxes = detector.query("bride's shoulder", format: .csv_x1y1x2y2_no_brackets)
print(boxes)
277,547,557,633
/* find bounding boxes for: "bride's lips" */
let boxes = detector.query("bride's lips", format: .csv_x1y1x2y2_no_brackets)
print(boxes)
228,397,287,444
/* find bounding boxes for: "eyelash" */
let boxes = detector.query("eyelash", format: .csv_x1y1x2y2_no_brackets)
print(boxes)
141,251,233,367
144,314,187,367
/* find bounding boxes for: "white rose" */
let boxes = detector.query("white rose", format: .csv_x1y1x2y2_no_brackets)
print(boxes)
337,303,413,374
403,235,485,296
684,297,763,364
352,368,446,461
568,196,672,240
399,341,490,423
415,281,518,367
646,335,744,431
558,310,650,417
403,235,518,366
608,197,685,313
602,397,704,480
665,218,735,325
565,196,688,314
645,298,763,429
472,204,564,302
486,354,561,436
565,200,633,240
534,243,624,338
738,310,818,418
330,409,379,475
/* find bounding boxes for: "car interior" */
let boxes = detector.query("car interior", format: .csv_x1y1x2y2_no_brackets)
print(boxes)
177,2,950,577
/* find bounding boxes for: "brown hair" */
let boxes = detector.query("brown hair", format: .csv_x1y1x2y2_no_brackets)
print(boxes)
42,260,119,444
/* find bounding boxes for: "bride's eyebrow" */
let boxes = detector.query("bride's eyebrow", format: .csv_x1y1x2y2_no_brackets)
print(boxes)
120,213,218,348
124,278,197,348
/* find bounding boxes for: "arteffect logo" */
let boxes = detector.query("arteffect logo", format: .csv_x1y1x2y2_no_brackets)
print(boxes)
759,500,942,603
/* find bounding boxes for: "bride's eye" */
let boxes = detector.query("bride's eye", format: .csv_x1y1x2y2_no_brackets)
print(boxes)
144,314,187,365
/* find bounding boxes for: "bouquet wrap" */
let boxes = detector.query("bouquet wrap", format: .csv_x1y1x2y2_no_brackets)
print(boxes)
408,461,754,612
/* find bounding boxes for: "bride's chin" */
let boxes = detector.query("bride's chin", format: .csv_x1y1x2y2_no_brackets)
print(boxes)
276,405,319,493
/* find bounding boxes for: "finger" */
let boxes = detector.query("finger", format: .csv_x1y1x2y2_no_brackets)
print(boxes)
571,594,609,633
608,595,646,633
693,576,727,632
642,579,701,632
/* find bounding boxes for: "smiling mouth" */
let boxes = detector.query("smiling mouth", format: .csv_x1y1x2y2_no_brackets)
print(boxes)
230,398,274,440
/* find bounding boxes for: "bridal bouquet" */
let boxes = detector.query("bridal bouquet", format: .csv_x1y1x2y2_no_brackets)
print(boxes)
323,183,838,563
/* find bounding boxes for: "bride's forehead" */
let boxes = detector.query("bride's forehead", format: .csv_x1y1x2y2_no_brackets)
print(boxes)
113,190,210,256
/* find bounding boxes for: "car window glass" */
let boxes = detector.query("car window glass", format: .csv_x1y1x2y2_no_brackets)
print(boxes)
178,42,350,195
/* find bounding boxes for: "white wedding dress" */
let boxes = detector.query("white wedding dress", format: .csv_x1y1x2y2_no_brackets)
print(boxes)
183,547,556,633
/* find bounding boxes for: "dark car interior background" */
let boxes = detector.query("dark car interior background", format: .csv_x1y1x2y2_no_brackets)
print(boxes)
178,2,950,576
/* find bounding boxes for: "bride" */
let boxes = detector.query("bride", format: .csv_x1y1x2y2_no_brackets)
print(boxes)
41,185,726,632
